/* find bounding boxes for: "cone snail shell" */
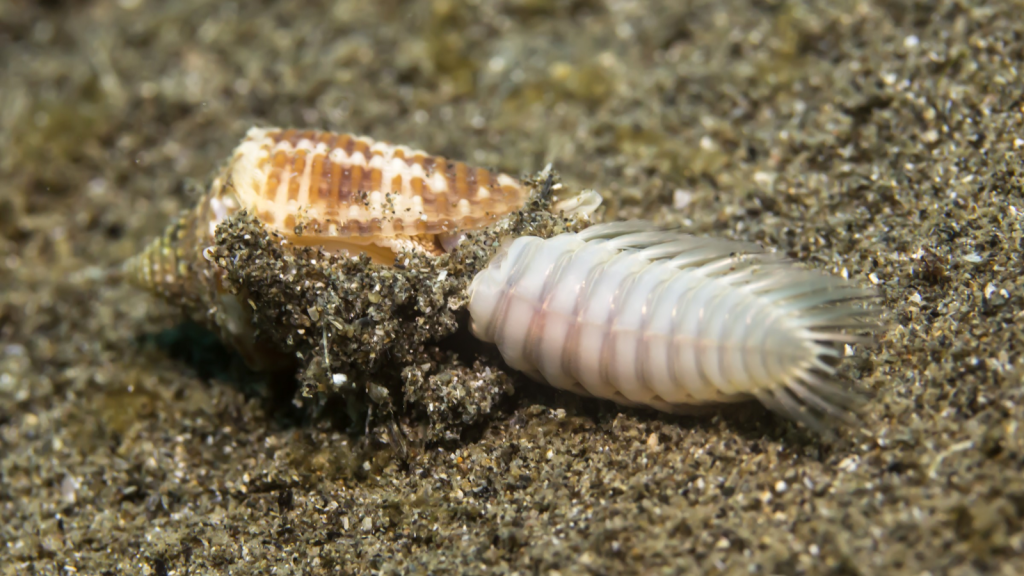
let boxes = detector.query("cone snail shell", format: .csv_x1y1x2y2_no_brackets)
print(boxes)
124,126,540,367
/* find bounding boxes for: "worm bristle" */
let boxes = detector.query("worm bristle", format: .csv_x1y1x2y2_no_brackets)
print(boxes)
576,220,663,241
755,372,868,432
754,386,833,433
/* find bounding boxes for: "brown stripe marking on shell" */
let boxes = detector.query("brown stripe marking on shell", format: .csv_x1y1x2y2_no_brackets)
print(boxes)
223,127,529,242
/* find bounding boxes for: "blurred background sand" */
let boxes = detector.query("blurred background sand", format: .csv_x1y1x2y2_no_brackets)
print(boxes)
2,1,1023,574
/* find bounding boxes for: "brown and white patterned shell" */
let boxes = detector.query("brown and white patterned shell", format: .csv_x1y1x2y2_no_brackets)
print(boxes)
124,126,534,367
232,127,528,244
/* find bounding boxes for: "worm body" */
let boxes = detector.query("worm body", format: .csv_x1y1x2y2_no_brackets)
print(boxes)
467,221,881,428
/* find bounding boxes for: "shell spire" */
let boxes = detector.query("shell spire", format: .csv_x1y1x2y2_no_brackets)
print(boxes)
123,176,235,305
123,172,271,366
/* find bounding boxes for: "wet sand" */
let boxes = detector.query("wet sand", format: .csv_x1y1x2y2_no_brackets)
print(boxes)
2,1,1023,574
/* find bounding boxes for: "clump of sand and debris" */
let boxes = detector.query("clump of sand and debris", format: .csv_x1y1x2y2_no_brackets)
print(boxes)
211,172,594,444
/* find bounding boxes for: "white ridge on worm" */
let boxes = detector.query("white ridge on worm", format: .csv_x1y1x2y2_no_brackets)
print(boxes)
467,221,882,430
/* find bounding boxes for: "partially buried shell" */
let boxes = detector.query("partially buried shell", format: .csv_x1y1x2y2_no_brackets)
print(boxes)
124,126,537,367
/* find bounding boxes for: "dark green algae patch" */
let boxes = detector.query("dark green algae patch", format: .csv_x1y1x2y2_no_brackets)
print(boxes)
211,173,594,444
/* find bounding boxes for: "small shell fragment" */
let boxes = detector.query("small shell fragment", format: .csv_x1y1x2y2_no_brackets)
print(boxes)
467,221,883,429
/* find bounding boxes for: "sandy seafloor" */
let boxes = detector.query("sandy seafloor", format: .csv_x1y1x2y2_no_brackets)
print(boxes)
2,0,1024,574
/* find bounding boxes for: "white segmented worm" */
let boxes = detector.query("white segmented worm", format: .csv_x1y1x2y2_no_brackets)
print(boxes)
467,221,882,429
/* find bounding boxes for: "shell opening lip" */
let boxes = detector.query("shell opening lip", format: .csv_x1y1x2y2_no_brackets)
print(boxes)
438,231,467,253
